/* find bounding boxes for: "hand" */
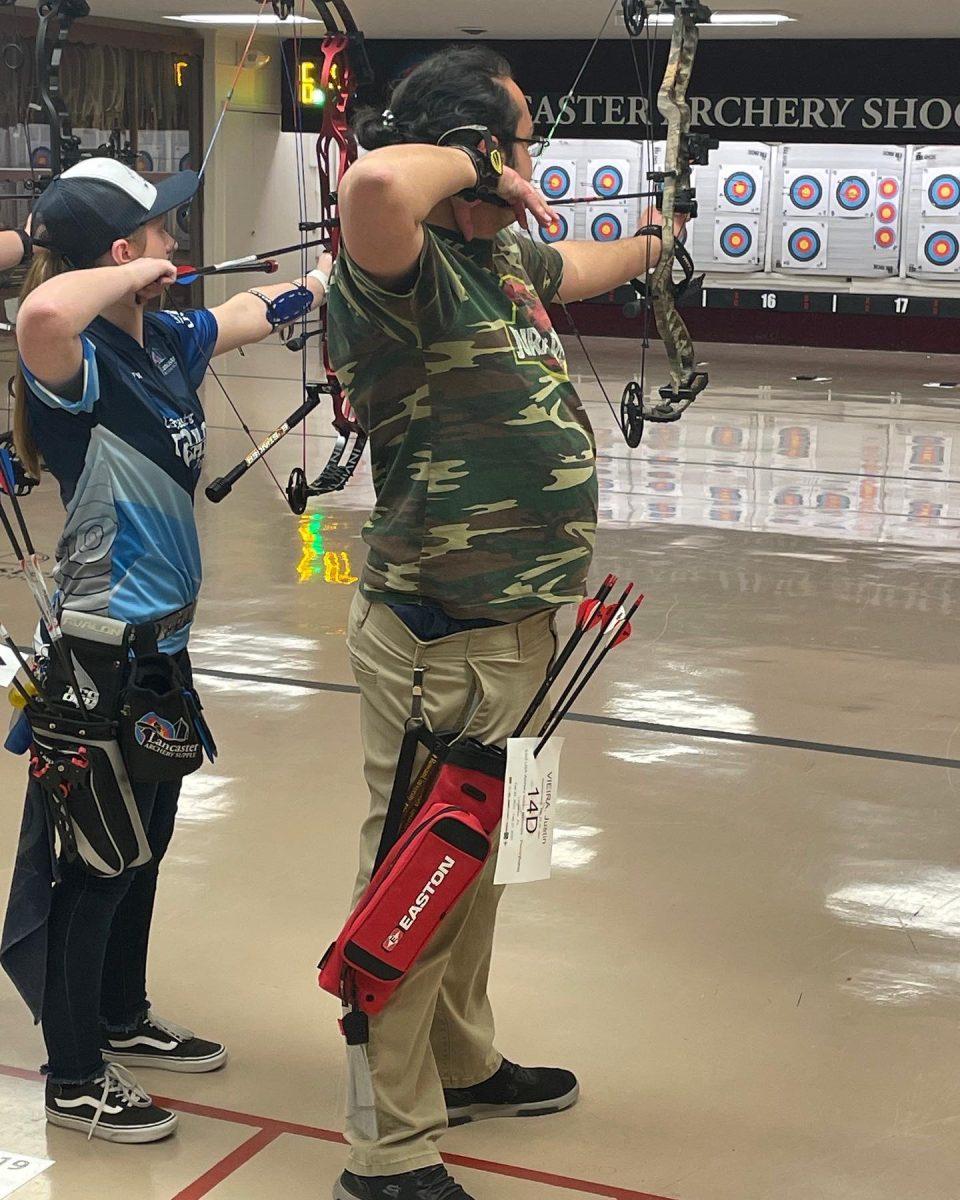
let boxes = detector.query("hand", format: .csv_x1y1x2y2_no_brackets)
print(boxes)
130,257,178,304
315,249,334,278
639,204,691,241
451,164,559,241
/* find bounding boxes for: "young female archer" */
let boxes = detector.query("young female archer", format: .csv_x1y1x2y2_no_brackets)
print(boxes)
0,157,332,1143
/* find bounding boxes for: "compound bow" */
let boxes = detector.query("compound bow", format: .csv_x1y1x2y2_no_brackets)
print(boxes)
555,0,716,447
203,0,372,514
0,0,136,192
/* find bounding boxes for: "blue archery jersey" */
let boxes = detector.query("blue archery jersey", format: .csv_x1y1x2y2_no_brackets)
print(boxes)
20,309,217,653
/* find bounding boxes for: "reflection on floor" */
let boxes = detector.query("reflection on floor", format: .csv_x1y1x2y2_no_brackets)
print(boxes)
0,337,958,1200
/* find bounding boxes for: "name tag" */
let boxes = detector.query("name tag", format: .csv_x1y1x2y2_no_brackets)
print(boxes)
494,736,564,885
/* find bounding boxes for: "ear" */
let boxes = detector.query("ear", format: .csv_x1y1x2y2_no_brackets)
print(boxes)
109,237,138,266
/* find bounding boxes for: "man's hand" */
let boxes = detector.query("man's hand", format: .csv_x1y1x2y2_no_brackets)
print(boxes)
451,164,558,241
639,203,690,241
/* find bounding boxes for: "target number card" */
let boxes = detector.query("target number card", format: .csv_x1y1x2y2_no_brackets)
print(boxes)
0,1152,53,1198
495,737,564,886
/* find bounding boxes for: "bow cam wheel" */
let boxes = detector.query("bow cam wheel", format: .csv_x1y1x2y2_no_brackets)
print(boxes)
286,467,310,515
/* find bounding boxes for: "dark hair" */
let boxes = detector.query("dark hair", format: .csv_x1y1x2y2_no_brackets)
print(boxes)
353,46,522,161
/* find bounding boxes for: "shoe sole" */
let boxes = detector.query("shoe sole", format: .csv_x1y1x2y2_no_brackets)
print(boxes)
46,1108,179,1143
102,1047,229,1073
446,1081,580,1127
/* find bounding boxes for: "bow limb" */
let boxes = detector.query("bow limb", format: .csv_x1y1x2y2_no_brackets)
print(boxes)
284,0,371,512
643,0,710,424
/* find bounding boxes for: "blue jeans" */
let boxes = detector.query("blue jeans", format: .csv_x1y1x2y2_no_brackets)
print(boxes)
41,775,182,1084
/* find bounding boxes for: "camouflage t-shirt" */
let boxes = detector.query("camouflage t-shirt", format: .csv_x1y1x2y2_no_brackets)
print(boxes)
327,224,598,621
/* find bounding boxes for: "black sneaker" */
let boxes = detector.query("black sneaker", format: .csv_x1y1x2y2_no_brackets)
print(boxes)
333,1165,474,1199
102,1011,228,1073
444,1058,579,1126
45,1064,178,1143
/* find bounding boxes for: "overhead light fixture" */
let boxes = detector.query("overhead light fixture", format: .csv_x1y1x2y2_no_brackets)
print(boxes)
166,13,322,25
640,11,795,27
459,28,489,36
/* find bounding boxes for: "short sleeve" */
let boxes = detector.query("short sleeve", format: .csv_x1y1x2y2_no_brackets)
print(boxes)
515,234,565,304
153,309,219,389
19,334,100,414
333,231,471,344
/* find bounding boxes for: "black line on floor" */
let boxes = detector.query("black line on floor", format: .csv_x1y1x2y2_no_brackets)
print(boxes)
191,665,960,771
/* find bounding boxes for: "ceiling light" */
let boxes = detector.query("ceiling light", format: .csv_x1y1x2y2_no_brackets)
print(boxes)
641,11,795,27
166,13,322,25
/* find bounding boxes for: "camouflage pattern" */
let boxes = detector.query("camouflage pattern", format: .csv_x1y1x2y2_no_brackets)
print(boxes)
327,225,598,621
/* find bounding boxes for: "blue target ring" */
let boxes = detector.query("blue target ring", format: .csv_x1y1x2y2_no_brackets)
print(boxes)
720,223,753,258
540,165,572,200
787,227,822,263
929,174,960,211
540,214,569,244
789,175,823,210
924,230,960,266
592,165,624,198
590,212,623,242
723,171,756,207
835,175,871,211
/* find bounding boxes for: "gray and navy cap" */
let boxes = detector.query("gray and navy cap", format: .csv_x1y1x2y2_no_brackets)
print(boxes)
31,157,200,267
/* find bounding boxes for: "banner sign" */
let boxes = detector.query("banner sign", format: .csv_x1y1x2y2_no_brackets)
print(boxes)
284,39,960,145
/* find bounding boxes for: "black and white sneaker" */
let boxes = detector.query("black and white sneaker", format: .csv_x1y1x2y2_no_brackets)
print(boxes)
444,1058,579,1127
102,1011,228,1073
45,1063,178,1143
334,1166,474,1199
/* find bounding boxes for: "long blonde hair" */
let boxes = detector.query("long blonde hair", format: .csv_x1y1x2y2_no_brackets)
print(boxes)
13,227,148,478
13,248,71,479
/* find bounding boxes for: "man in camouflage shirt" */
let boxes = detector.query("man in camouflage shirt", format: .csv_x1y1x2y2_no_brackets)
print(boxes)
327,46,684,1200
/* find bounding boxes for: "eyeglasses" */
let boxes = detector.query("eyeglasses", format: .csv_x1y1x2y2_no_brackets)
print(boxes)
511,135,550,159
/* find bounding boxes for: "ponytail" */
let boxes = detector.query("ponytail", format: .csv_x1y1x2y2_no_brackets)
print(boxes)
13,247,71,479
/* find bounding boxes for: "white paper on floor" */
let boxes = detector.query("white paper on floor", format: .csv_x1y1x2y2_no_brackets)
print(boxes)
0,1151,54,1198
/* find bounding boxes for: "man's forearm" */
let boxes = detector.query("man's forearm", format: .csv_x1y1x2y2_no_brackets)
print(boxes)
341,144,480,225
556,234,665,303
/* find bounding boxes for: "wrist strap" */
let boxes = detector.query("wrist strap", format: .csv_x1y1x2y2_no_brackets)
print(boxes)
16,228,31,266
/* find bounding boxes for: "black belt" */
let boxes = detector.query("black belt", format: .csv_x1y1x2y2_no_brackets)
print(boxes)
132,600,197,651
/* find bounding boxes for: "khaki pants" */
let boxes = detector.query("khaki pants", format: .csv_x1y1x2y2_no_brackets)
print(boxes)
344,593,557,1176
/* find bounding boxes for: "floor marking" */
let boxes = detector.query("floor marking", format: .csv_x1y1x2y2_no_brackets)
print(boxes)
0,1064,676,1200
191,666,960,772
169,1127,280,1200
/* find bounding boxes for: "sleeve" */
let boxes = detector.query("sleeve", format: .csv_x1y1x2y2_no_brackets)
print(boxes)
334,230,470,345
153,308,220,389
514,233,565,304
19,334,100,414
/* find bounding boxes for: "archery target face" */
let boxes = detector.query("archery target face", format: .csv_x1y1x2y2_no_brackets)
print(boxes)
917,225,960,272
780,221,828,270
784,169,829,217
585,203,628,242
714,217,761,265
922,169,960,217
830,170,876,219
717,167,761,214
534,158,577,202
587,158,631,200
538,213,571,244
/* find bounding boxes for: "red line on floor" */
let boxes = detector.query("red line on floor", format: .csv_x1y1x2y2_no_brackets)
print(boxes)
0,1063,678,1200
169,1126,281,1200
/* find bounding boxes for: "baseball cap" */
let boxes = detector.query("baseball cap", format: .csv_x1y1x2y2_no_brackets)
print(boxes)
30,157,200,267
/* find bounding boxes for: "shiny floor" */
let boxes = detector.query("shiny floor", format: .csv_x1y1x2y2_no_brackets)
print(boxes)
0,334,959,1199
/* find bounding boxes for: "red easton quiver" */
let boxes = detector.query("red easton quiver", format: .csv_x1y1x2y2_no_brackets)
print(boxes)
319,802,490,1013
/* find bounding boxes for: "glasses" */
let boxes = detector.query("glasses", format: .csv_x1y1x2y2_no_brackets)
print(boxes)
511,135,550,159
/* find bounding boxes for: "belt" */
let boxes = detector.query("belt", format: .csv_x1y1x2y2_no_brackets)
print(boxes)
132,600,197,650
